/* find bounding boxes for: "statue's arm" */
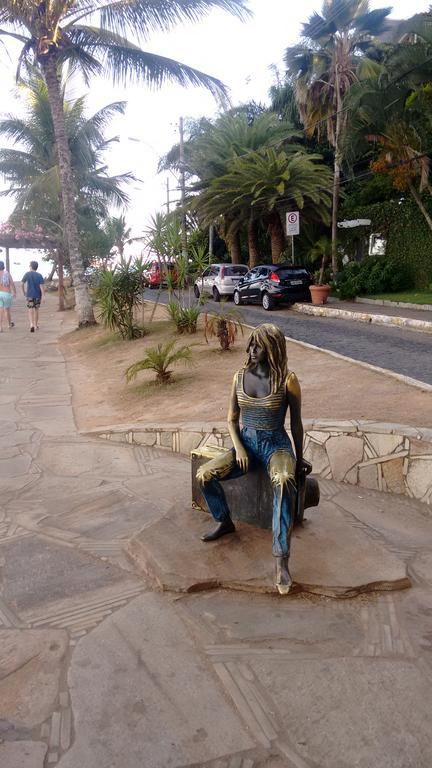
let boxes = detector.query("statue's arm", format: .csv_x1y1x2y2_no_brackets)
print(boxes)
287,372,304,475
227,373,249,472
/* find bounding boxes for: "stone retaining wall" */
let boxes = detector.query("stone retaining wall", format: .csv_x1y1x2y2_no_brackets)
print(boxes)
85,419,432,506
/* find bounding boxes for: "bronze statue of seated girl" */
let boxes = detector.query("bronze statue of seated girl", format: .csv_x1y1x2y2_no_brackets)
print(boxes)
197,323,307,595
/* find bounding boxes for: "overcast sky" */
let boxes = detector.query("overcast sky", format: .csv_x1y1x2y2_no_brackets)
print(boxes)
0,0,428,273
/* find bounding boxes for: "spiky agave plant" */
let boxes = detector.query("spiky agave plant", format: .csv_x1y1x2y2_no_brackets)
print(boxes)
166,300,201,334
125,339,194,384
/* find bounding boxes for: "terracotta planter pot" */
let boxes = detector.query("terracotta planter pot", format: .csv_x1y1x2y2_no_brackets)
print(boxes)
310,284,331,305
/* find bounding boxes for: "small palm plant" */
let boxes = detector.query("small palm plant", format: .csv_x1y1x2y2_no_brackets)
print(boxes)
125,339,193,384
204,302,244,351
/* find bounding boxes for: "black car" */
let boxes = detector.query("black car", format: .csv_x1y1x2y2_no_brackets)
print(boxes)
233,264,312,310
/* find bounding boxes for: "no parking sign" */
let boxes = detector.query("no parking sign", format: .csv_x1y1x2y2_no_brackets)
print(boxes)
286,211,300,236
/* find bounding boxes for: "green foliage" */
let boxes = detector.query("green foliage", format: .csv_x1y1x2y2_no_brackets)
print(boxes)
188,242,213,278
125,339,194,384
308,235,332,284
339,195,432,289
204,303,244,351
0,71,132,229
166,300,201,334
93,260,145,339
104,214,132,260
336,255,409,300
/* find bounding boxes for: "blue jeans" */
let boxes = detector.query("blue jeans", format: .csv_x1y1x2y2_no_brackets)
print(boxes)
198,427,296,557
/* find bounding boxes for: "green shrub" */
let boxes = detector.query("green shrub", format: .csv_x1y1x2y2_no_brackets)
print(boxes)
93,261,145,339
336,255,409,300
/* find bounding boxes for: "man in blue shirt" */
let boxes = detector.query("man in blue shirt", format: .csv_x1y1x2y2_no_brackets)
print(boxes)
22,260,44,332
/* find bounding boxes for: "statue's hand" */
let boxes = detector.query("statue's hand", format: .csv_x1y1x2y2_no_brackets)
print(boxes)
235,445,249,473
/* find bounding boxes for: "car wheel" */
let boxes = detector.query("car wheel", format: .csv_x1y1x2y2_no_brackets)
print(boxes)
194,285,200,299
213,287,221,302
262,292,275,311
233,290,242,306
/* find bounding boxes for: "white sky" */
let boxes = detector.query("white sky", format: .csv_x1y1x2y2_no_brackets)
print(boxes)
0,0,427,275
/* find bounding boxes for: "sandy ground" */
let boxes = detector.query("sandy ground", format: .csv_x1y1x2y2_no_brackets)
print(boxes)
59,300,432,431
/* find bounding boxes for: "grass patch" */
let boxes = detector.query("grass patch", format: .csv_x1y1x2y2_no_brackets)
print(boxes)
364,290,432,305
92,331,125,348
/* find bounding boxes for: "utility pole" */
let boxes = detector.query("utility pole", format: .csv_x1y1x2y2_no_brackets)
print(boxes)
208,224,214,260
166,177,170,214
179,116,188,259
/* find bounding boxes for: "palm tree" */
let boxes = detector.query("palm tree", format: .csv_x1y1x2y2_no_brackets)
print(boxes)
104,214,132,262
0,72,132,221
344,41,432,232
0,0,250,325
285,0,391,275
125,338,193,384
190,148,333,262
162,111,301,263
0,70,133,307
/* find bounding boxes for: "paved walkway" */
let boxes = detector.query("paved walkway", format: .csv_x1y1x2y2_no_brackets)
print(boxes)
1,298,432,768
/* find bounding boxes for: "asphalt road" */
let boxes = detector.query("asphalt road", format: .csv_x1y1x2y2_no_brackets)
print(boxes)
144,289,432,386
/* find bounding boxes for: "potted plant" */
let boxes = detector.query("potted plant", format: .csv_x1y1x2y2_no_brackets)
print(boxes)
308,236,332,305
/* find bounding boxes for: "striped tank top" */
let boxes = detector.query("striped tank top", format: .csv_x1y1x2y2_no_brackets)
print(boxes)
236,369,288,431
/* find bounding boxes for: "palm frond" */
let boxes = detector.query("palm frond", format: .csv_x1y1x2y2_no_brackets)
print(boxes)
66,25,230,104
65,0,250,40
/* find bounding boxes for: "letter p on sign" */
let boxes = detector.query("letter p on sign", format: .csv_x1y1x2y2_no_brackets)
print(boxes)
286,211,300,236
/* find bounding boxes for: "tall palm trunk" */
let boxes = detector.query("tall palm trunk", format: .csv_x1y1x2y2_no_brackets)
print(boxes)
409,183,432,233
57,248,65,311
41,56,96,326
266,211,285,263
226,230,241,264
247,216,260,267
331,63,343,278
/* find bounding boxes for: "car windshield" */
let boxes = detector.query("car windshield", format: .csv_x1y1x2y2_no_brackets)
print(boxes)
223,266,248,276
276,268,309,278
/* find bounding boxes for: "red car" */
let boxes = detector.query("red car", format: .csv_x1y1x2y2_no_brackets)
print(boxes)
144,261,177,288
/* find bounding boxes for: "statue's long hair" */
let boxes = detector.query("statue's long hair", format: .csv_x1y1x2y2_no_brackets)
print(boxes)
245,324,287,393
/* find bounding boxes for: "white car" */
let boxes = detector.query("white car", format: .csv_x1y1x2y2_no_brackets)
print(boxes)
193,263,249,301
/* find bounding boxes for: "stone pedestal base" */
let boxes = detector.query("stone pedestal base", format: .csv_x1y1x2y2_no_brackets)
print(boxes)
127,500,410,598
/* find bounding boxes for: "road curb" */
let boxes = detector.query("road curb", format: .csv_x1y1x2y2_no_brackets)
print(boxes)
292,302,432,333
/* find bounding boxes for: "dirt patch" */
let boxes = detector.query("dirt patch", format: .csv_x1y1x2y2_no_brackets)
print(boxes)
60,305,432,431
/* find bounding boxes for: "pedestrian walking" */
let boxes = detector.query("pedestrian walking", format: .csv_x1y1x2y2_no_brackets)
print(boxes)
0,260,17,332
22,260,44,332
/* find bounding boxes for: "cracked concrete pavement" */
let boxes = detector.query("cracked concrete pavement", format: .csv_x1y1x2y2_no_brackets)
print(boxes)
1,295,432,768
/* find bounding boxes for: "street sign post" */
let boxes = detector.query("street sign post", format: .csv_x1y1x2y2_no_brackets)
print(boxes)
286,211,300,262
286,211,300,236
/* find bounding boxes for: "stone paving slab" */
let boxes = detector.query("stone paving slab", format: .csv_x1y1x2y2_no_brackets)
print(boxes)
57,592,255,768
250,656,432,768
1,535,128,613
0,741,47,768
0,629,68,728
127,499,410,597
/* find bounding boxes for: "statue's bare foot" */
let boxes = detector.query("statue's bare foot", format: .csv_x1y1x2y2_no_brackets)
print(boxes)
201,519,235,542
275,556,292,595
